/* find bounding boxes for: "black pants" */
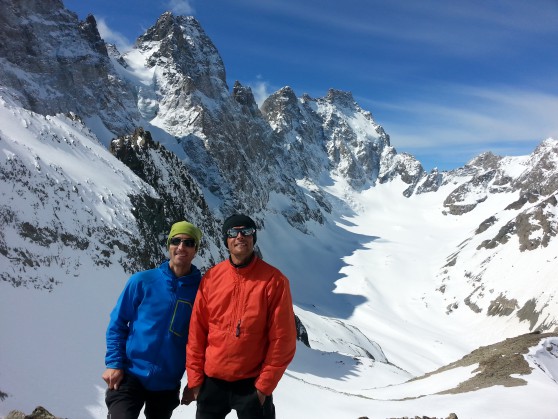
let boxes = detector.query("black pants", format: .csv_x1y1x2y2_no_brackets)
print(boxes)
105,373,179,419
196,376,275,419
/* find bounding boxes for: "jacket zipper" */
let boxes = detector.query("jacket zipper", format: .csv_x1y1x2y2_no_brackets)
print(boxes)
233,270,245,338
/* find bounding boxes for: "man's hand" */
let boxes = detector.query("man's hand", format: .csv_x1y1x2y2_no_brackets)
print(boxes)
181,385,200,405
256,389,266,406
102,368,124,390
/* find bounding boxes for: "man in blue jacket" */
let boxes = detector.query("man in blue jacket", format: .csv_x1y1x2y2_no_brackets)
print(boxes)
103,220,203,419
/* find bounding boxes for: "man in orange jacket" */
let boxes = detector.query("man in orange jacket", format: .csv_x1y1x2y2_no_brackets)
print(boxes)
182,214,296,419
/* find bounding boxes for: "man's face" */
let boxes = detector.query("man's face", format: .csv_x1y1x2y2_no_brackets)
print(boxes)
168,234,197,272
226,225,255,262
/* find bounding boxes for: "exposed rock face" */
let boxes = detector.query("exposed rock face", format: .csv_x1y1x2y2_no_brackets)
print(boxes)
430,332,558,394
439,139,558,215
316,89,389,189
379,151,425,197
130,15,287,222
0,111,158,289
443,170,495,215
477,193,558,252
514,139,558,196
487,294,519,316
435,139,558,331
0,0,139,136
261,87,330,181
137,12,228,101
414,167,443,195
132,12,230,136
109,127,228,268
468,151,502,171
6,406,65,419
295,315,310,347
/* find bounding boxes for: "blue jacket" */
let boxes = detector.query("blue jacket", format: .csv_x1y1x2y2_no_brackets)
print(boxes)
105,260,201,391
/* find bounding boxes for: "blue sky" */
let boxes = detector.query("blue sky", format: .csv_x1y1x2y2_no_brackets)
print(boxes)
63,0,558,171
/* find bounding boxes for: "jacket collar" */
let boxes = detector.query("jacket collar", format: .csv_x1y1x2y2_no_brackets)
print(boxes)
228,252,256,269
160,260,201,284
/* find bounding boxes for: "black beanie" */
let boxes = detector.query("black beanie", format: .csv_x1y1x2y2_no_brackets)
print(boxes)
222,214,257,246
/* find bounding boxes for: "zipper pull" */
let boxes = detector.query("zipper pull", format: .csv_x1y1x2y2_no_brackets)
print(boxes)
235,320,241,337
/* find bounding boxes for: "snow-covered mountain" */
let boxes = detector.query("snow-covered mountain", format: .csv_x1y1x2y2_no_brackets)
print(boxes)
1,1,557,418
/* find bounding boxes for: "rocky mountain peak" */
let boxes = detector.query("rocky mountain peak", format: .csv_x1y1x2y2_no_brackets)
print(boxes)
78,14,108,56
260,86,304,130
135,13,227,99
272,86,299,105
137,11,178,43
467,151,502,171
232,81,260,116
514,138,558,196
325,88,357,108
0,0,139,137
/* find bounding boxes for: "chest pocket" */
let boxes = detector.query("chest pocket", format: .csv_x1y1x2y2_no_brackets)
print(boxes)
169,299,193,337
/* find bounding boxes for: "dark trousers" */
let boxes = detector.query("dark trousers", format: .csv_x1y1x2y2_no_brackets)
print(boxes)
196,376,275,419
105,373,179,419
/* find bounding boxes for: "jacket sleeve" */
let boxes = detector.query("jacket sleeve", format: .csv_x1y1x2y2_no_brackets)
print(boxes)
186,273,210,388
255,273,297,395
104,275,141,369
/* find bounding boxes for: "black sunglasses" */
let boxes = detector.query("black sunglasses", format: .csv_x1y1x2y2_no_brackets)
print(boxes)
225,227,256,238
169,237,196,248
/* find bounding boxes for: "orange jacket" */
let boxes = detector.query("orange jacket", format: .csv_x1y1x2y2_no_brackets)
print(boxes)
186,255,296,395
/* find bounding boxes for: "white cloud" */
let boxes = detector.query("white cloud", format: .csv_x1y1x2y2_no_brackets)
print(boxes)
242,0,558,59
358,84,558,170
96,18,132,52
368,85,558,149
167,0,195,15
249,77,273,107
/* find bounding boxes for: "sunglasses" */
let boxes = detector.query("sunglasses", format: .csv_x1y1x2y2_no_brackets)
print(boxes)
225,227,256,238
169,237,196,248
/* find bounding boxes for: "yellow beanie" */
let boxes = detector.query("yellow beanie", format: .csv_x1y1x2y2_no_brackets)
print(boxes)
167,221,202,249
